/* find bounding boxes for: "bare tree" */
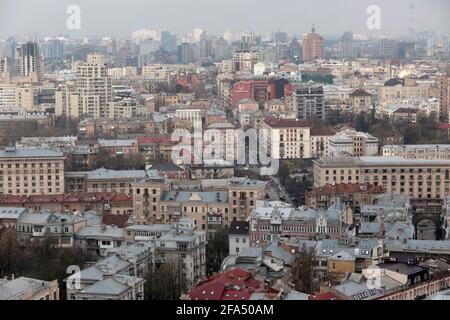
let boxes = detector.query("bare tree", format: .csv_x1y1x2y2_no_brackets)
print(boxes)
0,228,21,274
291,244,314,293
144,258,189,300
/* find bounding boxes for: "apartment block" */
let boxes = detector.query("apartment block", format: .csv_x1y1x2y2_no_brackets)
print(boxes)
264,118,311,159
0,147,65,195
313,156,450,199
382,144,450,160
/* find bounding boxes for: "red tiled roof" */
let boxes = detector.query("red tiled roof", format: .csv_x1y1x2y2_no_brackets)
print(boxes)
307,183,383,197
310,127,336,136
137,136,176,145
101,214,129,228
189,268,264,301
0,192,132,205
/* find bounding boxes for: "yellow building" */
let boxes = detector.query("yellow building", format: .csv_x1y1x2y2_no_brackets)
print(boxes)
0,147,65,195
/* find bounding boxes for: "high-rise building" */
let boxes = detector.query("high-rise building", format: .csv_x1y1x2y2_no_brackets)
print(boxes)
76,53,112,118
274,30,288,43
3,37,16,60
380,39,399,59
138,38,159,67
338,31,354,59
214,37,231,61
397,41,416,59
160,31,177,53
56,53,112,118
0,147,65,196
42,39,65,60
0,57,12,83
232,51,260,72
293,86,325,119
302,26,324,61
199,31,212,60
15,42,43,81
436,74,450,121
177,43,195,64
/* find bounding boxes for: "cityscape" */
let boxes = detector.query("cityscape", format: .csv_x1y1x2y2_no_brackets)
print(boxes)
1,0,450,303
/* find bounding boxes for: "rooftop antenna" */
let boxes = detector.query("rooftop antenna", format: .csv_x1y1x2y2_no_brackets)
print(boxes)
311,24,316,33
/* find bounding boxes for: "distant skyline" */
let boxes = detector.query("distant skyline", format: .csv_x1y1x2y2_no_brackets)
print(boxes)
1,0,449,39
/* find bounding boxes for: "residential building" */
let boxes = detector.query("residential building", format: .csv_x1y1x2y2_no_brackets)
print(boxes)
293,86,325,119
66,254,146,300
16,211,87,247
155,226,207,286
349,89,372,114
392,107,419,123
248,200,344,245
313,156,450,199
306,183,384,213
0,147,65,195
228,220,250,256
436,74,450,120
0,277,59,300
310,127,335,158
233,51,260,73
55,53,113,118
0,207,28,229
84,168,149,195
0,192,133,216
264,118,311,159
98,139,139,156
302,26,324,61
382,145,450,160
378,78,429,106
75,225,125,256
15,42,43,81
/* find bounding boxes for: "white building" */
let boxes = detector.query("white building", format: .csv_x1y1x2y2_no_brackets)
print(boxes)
382,145,450,160
329,128,379,157
264,118,311,159
228,220,250,256
253,62,266,76
154,224,206,286
66,253,146,300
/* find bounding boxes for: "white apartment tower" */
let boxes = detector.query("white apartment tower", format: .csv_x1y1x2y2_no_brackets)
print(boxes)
56,53,112,118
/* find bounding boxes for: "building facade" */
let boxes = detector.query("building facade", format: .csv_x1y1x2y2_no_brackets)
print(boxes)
313,157,450,199
0,147,65,195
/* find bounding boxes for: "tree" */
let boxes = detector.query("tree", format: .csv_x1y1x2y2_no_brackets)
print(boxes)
290,244,314,293
93,150,145,170
205,228,229,276
144,258,189,300
0,232,91,299
355,112,370,132
0,228,21,274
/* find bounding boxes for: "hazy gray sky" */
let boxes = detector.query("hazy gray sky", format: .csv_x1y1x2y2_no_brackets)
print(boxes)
1,0,449,38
